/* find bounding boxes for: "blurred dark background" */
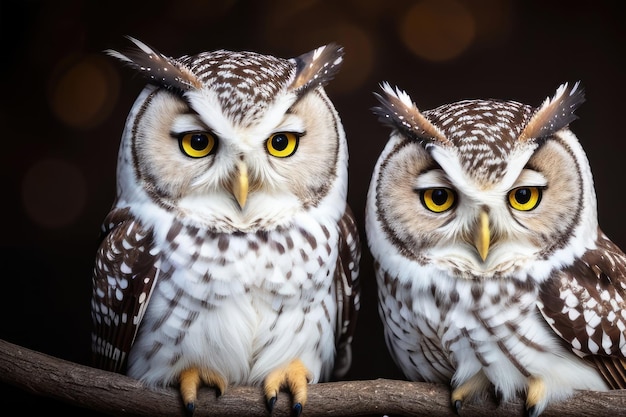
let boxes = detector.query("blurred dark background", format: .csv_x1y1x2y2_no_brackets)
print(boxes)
1,0,624,414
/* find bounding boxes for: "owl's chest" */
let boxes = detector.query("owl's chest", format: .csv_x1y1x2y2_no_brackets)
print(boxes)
153,220,340,307
379,266,554,378
419,279,541,352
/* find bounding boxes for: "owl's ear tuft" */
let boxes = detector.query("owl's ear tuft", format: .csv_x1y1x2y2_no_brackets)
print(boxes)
289,43,344,94
372,82,449,146
519,81,586,142
105,36,202,92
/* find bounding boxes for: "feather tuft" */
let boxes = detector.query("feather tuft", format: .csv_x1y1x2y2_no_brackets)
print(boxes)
289,43,344,94
372,82,449,145
518,81,585,142
105,36,202,92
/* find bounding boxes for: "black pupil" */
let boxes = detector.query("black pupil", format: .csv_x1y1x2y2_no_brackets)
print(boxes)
272,134,288,151
515,188,531,204
431,189,449,206
191,134,209,150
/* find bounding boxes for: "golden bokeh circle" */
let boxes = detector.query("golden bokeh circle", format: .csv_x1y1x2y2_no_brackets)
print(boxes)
400,0,476,61
48,54,120,129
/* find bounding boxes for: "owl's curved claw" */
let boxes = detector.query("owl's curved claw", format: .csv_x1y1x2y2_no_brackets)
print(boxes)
263,359,312,414
450,371,490,414
266,396,277,412
184,401,196,417
179,367,227,414
266,397,303,417
453,399,463,414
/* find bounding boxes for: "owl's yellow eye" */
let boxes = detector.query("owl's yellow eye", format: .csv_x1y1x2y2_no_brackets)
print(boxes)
266,132,299,157
178,132,217,158
420,188,456,213
508,187,542,211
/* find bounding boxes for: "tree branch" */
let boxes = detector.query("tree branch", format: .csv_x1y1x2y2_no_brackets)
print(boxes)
1,339,624,416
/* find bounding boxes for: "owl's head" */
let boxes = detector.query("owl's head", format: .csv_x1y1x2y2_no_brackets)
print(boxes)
108,37,347,232
368,82,597,282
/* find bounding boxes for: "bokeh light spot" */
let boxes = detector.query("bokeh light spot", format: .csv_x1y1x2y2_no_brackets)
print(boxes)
49,54,119,129
400,0,475,61
22,158,87,229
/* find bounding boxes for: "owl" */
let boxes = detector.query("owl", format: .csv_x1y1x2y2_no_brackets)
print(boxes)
90,37,360,416
366,81,626,416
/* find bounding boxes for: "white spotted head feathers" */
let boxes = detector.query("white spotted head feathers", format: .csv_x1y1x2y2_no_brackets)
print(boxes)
107,37,344,126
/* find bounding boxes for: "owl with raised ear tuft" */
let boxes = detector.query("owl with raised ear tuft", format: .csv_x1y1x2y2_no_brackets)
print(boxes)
90,37,360,416
366,81,626,416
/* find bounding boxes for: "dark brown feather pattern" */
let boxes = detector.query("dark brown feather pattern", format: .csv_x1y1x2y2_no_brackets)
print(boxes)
539,228,626,388
332,205,361,378
91,207,160,373
586,356,626,389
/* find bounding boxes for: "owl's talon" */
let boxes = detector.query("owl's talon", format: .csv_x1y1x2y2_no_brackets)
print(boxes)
179,367,227,414
264,359,312,414
454,399,462,414
450,370,489,413
292,402,303,417
526,405,539,417
184,402,195,417
199,368,227,396
267,396,277,412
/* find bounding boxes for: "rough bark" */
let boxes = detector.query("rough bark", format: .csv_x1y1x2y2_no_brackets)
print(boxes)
1,339,624,416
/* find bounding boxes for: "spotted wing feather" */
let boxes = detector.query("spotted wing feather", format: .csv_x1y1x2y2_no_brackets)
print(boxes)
91,207,160,373
538,228,626,388
332,205,361,379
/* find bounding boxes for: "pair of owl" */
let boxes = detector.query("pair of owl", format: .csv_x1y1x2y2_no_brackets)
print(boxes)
91,38,626,417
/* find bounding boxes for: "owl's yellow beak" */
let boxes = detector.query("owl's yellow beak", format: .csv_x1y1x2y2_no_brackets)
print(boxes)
232,159,248,209
474,210,490,262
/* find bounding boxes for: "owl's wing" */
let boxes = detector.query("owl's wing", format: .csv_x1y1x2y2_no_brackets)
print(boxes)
538,228,626,389
331,204,361,379
91,207,160,373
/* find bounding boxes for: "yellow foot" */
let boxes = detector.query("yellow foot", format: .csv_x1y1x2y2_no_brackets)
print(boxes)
264,359,313,416
526,376,546,417
179,367,227,416
450,370,490,414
